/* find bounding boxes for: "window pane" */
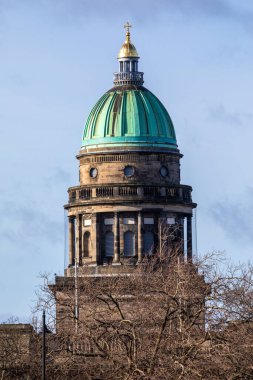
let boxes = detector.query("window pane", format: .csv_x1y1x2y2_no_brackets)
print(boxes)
105,232,114,257
83,232,91,257
124,231,135,256
143,231,154,255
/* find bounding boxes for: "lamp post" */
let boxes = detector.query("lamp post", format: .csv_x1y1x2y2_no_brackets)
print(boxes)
42,310,46,380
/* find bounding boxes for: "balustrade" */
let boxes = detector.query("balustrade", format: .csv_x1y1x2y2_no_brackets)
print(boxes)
69,190,76,202
69,185,192,203
166,187,180,198
82,153,174,164
113,71,144,85
119,187,138,196
143,186,159,197
183,189,191,202
79,188,92,199
96,187,114,197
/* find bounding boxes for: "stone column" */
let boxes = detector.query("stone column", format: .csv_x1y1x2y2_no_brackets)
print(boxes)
113,212,120,264
75,214,81,265
158,214,164,254
68,216,75,266
176,216,184,262
137,211,142,262
91,213,99,265
187,216,192,261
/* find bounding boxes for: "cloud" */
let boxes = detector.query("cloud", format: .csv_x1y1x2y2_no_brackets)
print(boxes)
44,167,72,188
208,105,253,128
0,202,62,251
55,0,253,32
72,0,252,31
64,0,247,19
1,0,253,30
210,189,253,244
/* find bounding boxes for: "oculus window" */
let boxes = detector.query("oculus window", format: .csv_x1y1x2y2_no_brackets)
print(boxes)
124,166,135,177
90,168,98,178
160,166,168,177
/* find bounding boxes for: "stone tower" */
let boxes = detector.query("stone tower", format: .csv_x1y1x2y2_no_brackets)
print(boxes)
65,24,196,276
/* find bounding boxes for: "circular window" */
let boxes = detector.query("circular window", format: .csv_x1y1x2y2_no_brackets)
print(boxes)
160,166,168,177
89,167,98,178
124,166,135,177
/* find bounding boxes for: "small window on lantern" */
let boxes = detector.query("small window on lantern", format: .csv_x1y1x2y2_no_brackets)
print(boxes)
124,166,135,177
89,168,98,178
160,166,168,177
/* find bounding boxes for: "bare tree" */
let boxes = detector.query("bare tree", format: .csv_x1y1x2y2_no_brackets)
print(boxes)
29,252,253,380
1,252,253,379
0,323,38,380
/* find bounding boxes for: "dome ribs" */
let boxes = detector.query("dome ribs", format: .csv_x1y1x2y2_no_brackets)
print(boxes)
82,87,178,150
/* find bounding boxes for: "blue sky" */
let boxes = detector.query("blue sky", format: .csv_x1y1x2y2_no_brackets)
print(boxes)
0,0,253,322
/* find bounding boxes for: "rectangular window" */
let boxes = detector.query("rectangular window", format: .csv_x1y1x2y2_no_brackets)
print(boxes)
144,218,154,225
123,217,135,225
84,219,92,226
104,218,114,225
167,217,175,225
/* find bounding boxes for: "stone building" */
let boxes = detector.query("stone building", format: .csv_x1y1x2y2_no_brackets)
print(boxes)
0,26,203,379
3,25,253,380
0,324,36,377
65,23,196,276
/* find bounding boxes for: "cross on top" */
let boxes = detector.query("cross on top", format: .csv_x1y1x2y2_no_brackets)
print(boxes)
124,22,132,34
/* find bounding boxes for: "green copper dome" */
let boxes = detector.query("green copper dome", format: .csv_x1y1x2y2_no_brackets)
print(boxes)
82,86,177,151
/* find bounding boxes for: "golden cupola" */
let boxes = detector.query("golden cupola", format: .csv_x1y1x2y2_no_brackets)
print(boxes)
114,22,143,86
117,22,139,59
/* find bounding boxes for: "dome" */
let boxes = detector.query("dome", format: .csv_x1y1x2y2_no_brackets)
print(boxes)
118,41,139,59
82,86,177,151
117,25,139,59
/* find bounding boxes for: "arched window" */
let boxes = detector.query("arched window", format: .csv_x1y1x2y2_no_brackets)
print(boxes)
83,232,91,257
143,231,154,255
124,231,135,256
105,231,114,257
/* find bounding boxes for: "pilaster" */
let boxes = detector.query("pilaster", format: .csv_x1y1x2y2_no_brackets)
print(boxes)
137,211,142,262
75,214,81,265
68,216,75,266
187,216,192,261
113,212,120,263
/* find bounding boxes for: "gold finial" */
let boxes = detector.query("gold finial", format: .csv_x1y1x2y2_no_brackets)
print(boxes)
118,22,139,59
124,21,132,42
124,21,132,33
